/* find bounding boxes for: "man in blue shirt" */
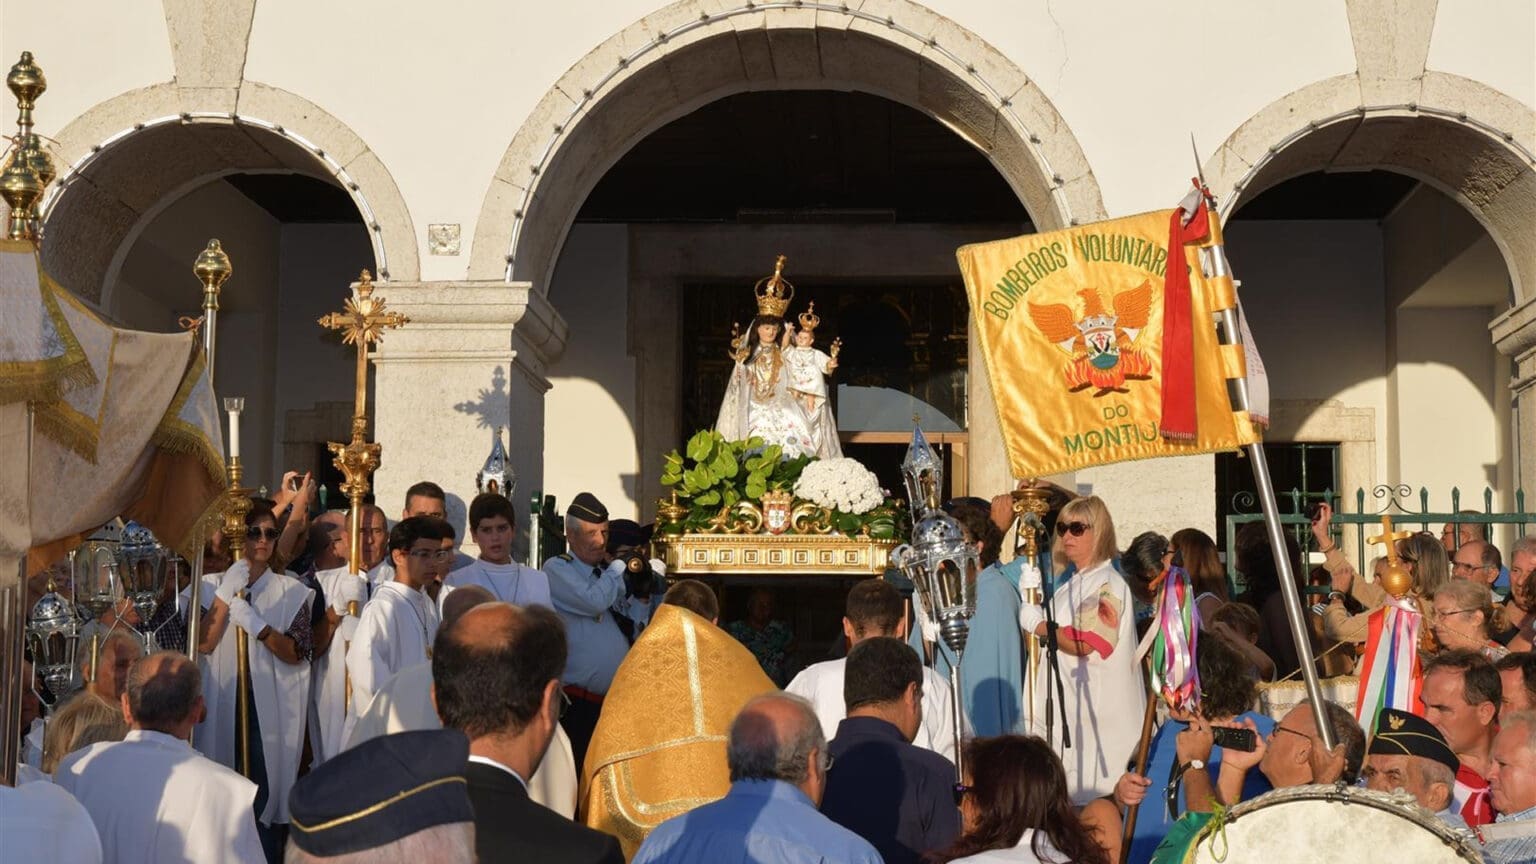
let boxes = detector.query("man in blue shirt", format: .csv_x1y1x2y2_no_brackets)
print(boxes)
1484,710,1536,864
820,637,961,864
632,692,880,864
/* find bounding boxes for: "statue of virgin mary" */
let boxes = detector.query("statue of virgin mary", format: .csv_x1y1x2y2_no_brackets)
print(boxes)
714,257,823,458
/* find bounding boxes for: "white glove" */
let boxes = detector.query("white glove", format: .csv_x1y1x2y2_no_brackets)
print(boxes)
336,615,360,643
1018,603,1047,636
216,567,247,604
333,576,367,614
228,597,268,637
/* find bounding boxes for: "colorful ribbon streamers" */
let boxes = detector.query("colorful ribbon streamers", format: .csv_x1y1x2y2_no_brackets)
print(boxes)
1149,565,1201,713
1354,598,1424,731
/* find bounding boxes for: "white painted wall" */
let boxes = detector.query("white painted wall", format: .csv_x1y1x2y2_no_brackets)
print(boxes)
12,1,1529,277
544,224,639,519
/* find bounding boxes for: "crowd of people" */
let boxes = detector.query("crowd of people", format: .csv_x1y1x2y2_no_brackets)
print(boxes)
9,475,1536,864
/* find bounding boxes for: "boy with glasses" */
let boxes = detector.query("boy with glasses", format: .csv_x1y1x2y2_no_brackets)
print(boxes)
345,516,453,727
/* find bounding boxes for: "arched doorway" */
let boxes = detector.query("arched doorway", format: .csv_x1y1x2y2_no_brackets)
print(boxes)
41,120,384,492
475,0,1106,519
1213,107,1533,557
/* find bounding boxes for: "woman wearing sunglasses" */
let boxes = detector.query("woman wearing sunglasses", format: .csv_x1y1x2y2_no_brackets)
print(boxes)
195,501,316,861
929,735,1108,864
1017,496,1145,807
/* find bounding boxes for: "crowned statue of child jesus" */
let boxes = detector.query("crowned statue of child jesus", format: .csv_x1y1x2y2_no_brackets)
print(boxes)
783,302,842,458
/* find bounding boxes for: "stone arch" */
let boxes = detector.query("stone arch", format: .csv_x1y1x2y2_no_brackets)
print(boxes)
469,0,1106,290
1204,71,1536,304
39,81,419,303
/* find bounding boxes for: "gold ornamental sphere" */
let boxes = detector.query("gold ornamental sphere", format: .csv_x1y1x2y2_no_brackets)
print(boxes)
0,157,43,240
194,239,233,293
7,51,45,111
1378,560,1414,599
20,133,55,187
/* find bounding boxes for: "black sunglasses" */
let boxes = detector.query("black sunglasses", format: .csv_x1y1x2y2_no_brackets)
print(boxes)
246,526,280,541
1054,521,1090,537
952,783,971,807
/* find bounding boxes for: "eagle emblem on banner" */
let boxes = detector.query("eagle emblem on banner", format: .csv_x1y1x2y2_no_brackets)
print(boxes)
1026,280,1154,395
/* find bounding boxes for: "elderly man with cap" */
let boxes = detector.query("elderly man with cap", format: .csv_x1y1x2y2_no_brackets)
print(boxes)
1361,707,1467,829
286,728,476,862
544,491,634,769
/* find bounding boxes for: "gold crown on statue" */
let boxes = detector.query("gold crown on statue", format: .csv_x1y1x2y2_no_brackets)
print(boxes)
798,301,820,333
754,254,795,318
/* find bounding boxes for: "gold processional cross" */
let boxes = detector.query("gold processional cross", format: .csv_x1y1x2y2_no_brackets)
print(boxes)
1366,514,1415,599
318,270,408,575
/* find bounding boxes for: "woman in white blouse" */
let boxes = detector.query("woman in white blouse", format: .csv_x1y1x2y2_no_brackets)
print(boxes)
933,735,1109,864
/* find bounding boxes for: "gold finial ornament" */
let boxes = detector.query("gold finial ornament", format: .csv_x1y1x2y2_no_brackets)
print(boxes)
318,269,410,575
754,254,795,318
2,52,50,243
798,301,820,333
1367,515,1416,599
195,239,233,302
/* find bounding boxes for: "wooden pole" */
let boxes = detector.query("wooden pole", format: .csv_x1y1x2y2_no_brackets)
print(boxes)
1120,671,1159,863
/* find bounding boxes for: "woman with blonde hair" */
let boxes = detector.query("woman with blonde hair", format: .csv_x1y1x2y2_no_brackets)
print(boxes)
1019,495,1145,804
1430,579,1509,660
1316,502,1452,649
40,691,128,775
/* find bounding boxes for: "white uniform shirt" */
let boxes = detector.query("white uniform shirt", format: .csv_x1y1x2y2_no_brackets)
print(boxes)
346,580,438,716
440,559,552,609
56,729,263,864
785,656,968,765
0,780,103,864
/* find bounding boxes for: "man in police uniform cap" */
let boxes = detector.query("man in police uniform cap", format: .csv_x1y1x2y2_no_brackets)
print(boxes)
1362,707,1466,829
545,492,633,771
286,729,476,862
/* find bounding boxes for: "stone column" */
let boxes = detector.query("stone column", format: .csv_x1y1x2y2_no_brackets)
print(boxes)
371,281,567,560
1492,297,1536,495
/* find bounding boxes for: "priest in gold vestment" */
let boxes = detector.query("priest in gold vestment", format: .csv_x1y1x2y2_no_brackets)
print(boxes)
582,601,777,858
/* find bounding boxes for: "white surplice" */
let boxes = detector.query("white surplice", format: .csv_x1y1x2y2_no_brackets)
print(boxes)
346,580,437,724
308,566,369,764
1024,559,1144,804
439,558,553,611
345,660,580,818
0,779,103,864
55,729,264,864
189,561,314,825
785,656,969,766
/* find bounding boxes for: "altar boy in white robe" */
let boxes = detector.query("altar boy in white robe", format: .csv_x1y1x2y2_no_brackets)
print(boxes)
58,651,264,864
440,492,552,611
346,515,450,731
307,512,369,764
192,503,315,862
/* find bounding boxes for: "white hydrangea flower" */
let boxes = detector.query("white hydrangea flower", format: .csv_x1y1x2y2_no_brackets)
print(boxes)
793,458,883,515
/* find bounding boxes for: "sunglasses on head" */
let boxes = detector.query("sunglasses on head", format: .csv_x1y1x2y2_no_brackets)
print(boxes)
1055,521,1090,537
246,526,280,541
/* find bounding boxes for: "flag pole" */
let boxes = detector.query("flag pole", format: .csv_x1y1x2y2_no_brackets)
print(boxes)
1189,143,1335,749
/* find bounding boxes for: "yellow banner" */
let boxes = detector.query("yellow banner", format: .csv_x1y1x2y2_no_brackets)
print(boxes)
956,209,1258,479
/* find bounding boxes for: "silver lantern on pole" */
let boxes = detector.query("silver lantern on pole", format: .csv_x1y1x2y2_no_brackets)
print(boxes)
71,526,124,684
119,521,170,650
25,579,79,705
476,426,515,498
891,426,978,782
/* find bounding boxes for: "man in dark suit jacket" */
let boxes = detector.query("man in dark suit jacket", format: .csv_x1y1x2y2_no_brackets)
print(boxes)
433,601,623,864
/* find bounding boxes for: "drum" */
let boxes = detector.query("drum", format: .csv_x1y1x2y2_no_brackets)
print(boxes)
1169,784,1481,863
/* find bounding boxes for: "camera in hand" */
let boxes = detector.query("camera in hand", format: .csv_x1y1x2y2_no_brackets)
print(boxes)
1305,501,1325,522
1211,725,1257,752
620,550,656,599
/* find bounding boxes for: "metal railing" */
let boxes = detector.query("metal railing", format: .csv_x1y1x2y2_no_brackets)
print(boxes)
1224,484,1536,588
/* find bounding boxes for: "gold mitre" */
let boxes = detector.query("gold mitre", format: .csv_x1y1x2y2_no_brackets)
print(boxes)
798,301,820,332
754,254,795,318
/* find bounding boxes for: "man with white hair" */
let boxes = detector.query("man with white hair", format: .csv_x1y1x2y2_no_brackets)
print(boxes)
543,492,633,769
1503,537,1536,650
1482,710,1536,863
